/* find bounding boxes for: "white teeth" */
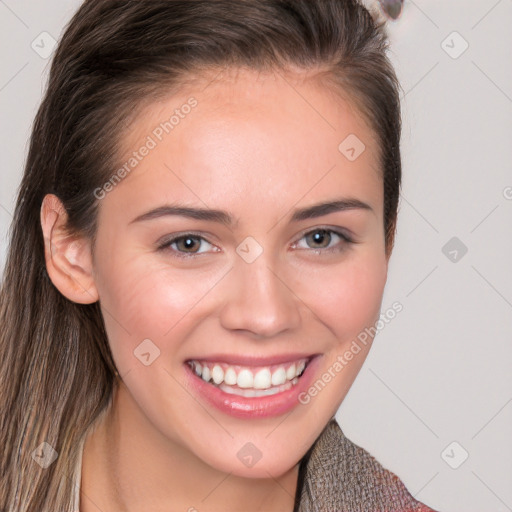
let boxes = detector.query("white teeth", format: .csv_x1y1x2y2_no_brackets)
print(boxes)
189,357,309,390
286,363,296,381
237,369,254,388
271,367,287,386
224,367,237,385
219,378,299,398
211,365,224,385
253,368,272,389
201,366,211,382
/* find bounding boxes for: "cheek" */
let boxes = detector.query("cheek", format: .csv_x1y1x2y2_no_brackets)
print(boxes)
296,251,388,341
92,252,222,372
292,252,387,417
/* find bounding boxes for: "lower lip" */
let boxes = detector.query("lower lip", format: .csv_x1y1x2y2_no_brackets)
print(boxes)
183,355,322,419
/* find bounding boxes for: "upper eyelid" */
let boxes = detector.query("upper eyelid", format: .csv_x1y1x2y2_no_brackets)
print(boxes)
295,226,353,241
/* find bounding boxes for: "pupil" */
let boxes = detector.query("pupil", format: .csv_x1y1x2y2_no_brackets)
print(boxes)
311,230,329,248
181,237,197,252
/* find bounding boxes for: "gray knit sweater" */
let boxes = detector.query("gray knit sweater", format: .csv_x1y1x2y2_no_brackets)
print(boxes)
295,419,438,511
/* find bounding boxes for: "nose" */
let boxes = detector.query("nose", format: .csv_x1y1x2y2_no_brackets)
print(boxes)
219,251,302,338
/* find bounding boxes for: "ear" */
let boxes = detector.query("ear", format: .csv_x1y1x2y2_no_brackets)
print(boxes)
40,194,99,304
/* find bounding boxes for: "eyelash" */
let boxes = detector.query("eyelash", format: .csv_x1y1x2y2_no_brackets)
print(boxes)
156,227,354,260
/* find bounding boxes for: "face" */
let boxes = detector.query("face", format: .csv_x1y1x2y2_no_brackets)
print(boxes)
86,68,388,477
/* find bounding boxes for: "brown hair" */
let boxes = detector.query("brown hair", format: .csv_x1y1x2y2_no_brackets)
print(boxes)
0,1,402,509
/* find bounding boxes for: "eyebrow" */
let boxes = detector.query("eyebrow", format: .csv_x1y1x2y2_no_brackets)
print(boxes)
129,197,373,227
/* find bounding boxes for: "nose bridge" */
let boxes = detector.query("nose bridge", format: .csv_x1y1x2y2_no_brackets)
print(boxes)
219,244,301,336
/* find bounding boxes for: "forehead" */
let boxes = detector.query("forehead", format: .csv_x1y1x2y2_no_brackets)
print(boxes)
108,67,383,221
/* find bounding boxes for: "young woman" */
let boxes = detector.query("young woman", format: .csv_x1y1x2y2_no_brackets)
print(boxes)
0,1,438,510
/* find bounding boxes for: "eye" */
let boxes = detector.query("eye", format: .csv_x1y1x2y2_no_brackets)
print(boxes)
292,228,353,254
157,227,354,260
157,232,217,258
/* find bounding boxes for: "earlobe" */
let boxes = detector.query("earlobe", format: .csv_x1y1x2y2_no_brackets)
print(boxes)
40,194,99,304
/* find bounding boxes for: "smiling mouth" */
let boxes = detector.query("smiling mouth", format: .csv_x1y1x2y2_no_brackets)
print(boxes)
186,357,311,398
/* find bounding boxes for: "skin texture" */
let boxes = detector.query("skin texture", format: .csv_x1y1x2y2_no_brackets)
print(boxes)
41,67,389,512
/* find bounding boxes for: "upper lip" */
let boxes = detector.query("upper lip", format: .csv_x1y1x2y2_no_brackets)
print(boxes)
185,353,319,367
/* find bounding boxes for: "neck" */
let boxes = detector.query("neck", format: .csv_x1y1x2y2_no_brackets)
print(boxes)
80,381,299,512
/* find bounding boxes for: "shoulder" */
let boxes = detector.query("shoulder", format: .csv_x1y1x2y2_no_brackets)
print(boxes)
296,419,439,512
